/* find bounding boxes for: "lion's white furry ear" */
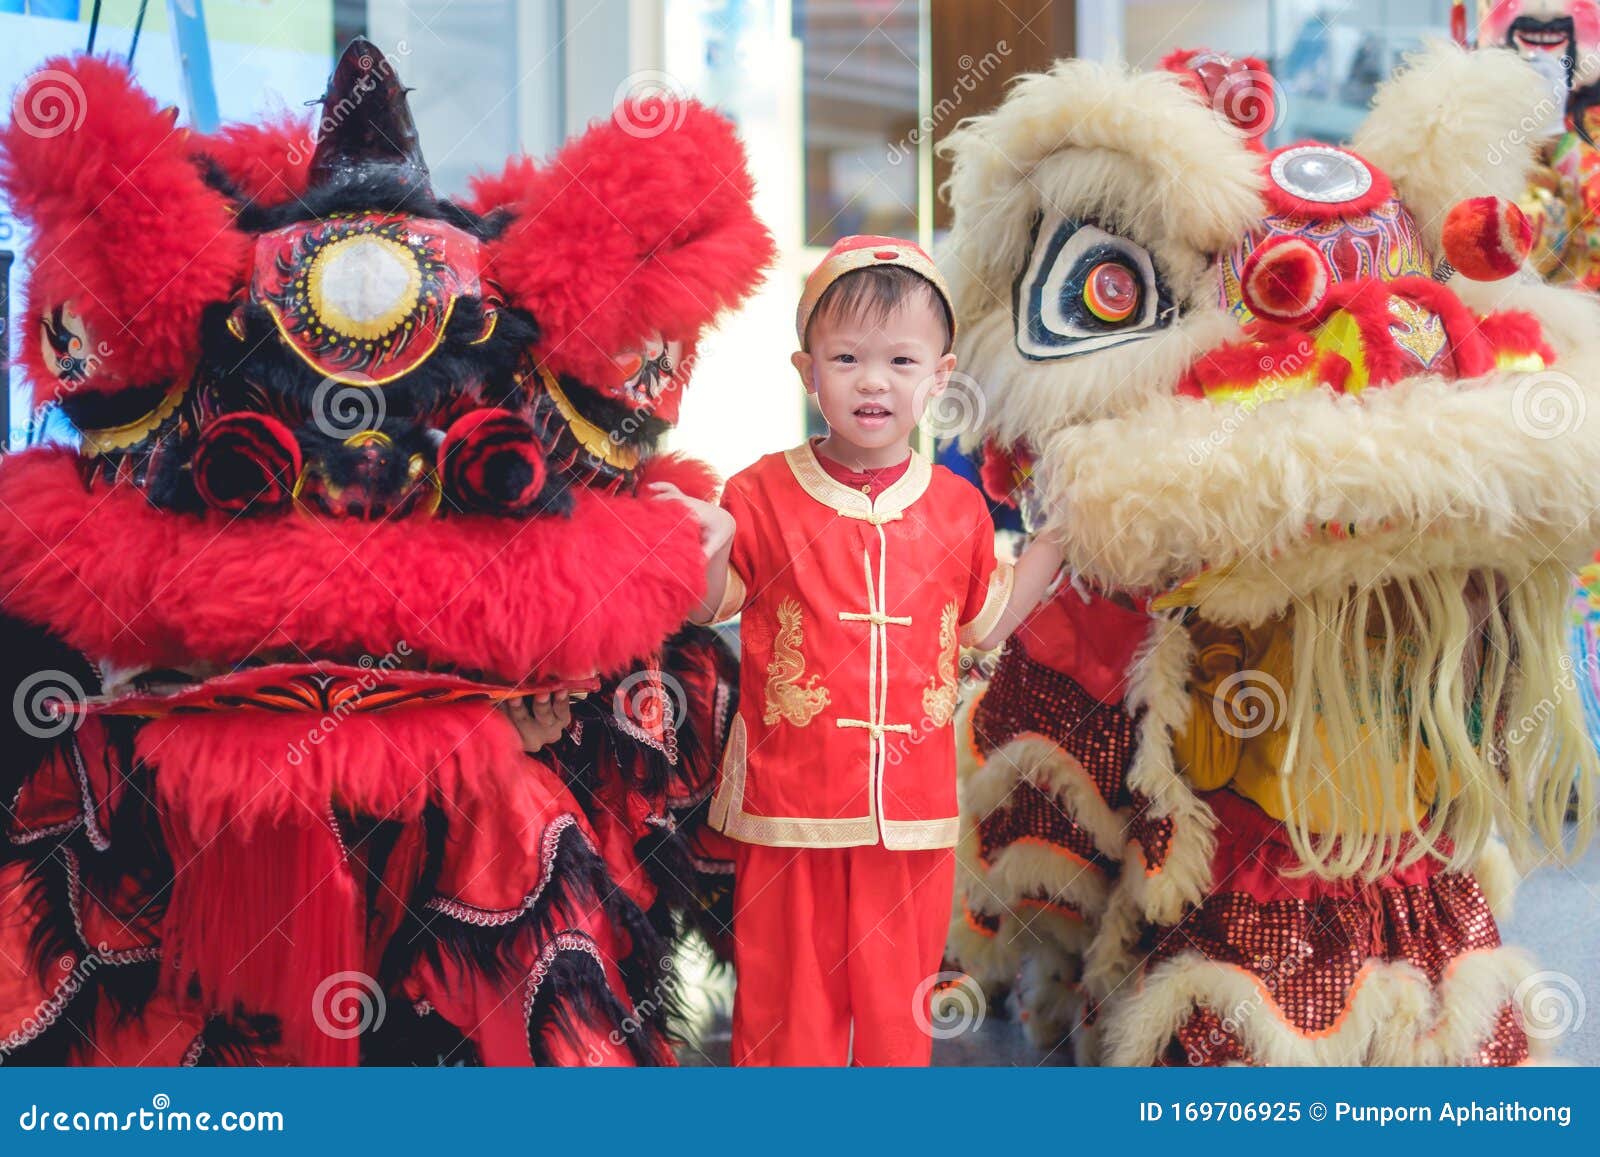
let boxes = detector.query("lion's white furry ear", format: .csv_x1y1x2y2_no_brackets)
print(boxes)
937,58,1265,318
1351,41,1554,249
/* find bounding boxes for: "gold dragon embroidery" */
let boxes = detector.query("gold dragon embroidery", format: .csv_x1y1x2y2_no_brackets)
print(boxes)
922,600,960,727
764,598,830,727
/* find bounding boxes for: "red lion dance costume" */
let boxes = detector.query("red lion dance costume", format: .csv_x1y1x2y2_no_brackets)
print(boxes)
940,43,1600,1065
0,40,770,1066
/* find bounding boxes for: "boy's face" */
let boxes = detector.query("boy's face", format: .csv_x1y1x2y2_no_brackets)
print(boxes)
792,296,956,459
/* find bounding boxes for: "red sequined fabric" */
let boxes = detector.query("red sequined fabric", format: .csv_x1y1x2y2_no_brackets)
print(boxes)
1125,790,1175,873
977,779,1115,874
970,640,1138,880
972,638,1137,808
1151,789,1528,1066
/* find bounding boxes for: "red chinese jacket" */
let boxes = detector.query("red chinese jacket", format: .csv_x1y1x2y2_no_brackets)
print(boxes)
706,441,1012,849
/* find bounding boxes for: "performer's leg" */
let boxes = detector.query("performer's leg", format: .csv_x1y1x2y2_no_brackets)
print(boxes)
845,844,957,1066
730,842,851,1065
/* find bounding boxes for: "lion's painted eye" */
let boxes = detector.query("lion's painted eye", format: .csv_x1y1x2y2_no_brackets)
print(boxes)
1013,212,1173,360
1084,262,1139,323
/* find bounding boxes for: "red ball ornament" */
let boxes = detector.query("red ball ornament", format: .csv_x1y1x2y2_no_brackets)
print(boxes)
192,412,303,513
1441,197,1533,282
1239,236,1332,325
439,408,549,514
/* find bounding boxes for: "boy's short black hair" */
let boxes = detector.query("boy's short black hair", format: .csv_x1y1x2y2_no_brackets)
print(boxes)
803,264,954,355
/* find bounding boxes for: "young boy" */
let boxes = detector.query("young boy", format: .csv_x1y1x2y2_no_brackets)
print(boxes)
653,236,1060,1065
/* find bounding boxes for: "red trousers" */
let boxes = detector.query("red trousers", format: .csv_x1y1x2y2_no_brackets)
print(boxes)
730,841,956,1066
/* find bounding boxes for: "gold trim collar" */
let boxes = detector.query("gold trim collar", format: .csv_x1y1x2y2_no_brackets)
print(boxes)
539,366,640,471
79,381,189,457
783,440,932,520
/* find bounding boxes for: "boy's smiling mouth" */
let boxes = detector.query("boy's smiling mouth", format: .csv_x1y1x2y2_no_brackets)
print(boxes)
853,402,893,425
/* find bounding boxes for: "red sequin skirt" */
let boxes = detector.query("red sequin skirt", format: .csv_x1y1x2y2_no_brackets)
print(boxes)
1115,789,1532,1066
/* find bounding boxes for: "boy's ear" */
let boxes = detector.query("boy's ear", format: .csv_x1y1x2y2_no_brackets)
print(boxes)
791,350,816,394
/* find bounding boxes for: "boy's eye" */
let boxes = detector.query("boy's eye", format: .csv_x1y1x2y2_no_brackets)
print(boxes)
892,356,917,366
834,353,856,364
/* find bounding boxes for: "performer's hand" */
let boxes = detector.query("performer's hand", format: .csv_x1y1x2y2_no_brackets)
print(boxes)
505,691,572,754
646,481,734,557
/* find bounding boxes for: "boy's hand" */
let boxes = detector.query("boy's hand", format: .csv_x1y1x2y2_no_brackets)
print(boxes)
505,692,572,755
647,481,734,556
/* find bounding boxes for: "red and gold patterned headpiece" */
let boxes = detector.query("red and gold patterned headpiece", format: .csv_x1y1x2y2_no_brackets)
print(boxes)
796,234,955,345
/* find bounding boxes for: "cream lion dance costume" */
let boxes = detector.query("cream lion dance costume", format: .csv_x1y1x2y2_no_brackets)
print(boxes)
940,43,1600,1065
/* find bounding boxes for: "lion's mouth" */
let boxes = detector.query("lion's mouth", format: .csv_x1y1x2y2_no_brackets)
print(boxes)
90,661,598,720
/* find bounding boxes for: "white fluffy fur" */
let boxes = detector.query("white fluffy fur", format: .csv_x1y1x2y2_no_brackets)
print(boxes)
1082,617,1213,1002
962,733,1130,859
1042,361,1600,613
937,58,1264,447
1013,938,1092,1058
985,843,1111,924
1352,42,1548,249
947,692,1025,989
1453,273,1600,361
1472,837,1520,922
1101,946,1549,1066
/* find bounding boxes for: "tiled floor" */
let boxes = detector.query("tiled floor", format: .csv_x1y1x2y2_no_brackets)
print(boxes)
674,838,1600,1066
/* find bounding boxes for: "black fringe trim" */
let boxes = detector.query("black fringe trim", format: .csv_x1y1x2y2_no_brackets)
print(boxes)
361,1000,481,1067
227,169,505,241
378,804,681,1055
0,616,103,832
525,947,671,1066
188,1014,283,1067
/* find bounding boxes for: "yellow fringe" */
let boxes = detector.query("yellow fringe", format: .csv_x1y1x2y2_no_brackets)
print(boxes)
1276,563,1596,879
